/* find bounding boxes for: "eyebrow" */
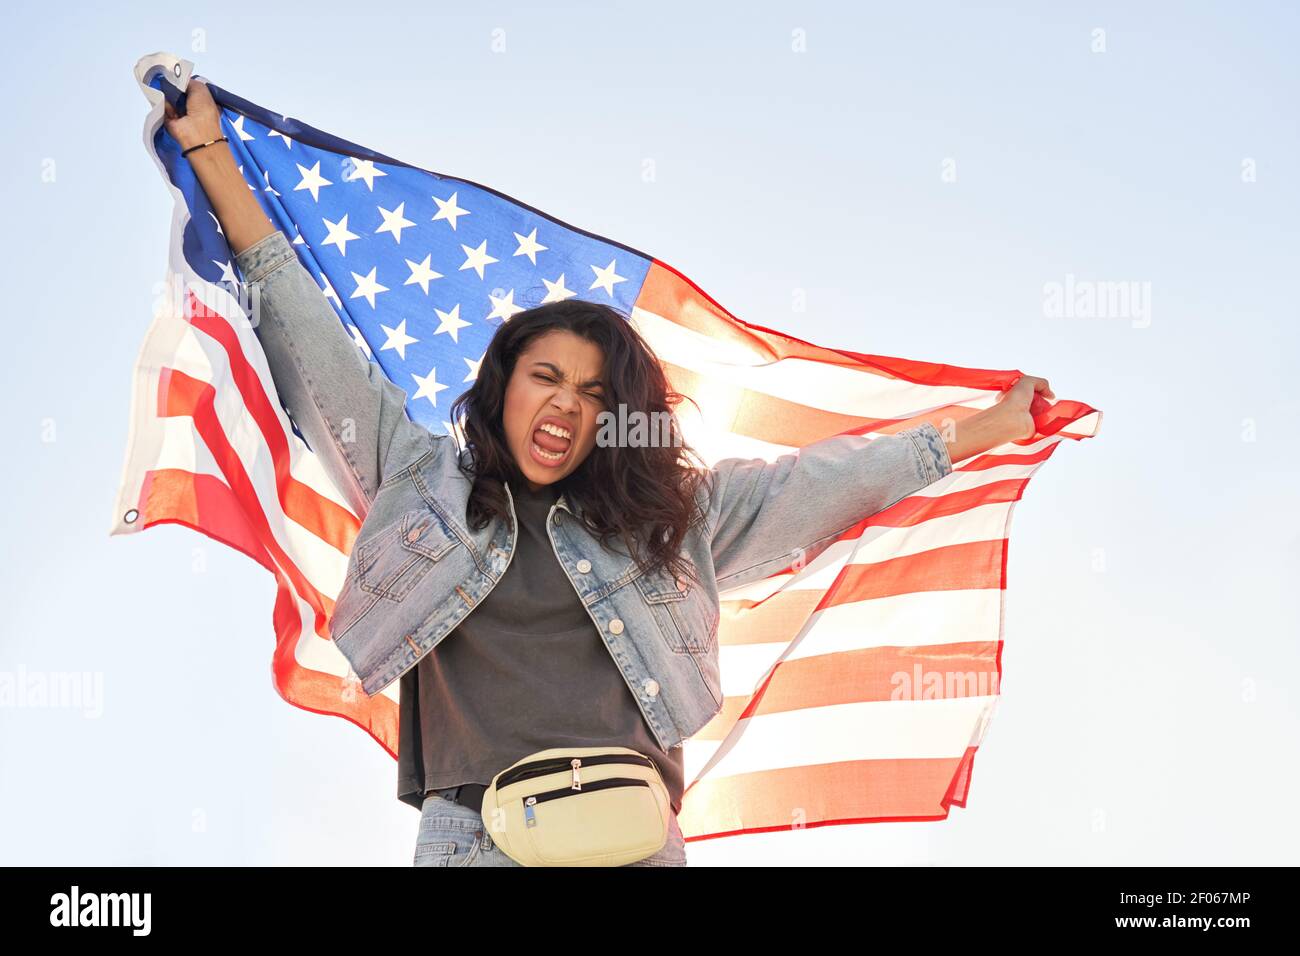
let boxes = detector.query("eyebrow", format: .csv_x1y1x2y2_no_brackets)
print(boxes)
531,361,605,389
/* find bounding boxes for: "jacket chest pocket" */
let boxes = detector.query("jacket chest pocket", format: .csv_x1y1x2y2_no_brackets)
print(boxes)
355,508,461,601
633,566,719,656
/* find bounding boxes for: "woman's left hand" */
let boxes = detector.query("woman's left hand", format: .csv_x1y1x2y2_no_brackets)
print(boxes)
994,374,1055,442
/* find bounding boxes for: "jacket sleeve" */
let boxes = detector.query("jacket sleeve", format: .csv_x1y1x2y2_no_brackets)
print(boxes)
702,422,954,590
234,229,434,519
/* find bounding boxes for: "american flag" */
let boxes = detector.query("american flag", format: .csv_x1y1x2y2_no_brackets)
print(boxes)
115,54,1101,844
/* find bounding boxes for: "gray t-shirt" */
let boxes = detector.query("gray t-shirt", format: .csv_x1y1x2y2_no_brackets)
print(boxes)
396,478,686,814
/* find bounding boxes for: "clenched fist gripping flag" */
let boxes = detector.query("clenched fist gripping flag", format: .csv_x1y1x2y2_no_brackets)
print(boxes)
114,52,1101,842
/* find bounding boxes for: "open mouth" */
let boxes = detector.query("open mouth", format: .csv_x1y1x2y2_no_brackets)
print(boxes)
529,420,573,467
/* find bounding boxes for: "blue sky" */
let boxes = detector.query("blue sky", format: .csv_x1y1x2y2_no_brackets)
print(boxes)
1,1,1296,865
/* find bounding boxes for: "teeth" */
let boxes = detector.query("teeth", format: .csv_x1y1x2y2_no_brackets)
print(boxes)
532,440,565,461
538,422,572,441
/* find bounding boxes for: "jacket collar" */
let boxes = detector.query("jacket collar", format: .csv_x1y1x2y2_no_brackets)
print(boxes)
502,475,579,518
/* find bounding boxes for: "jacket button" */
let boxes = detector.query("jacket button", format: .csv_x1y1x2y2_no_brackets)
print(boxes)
643,679,659,697
676,577,687,592
608,618,624,635
576,559,592,573
406,527,420,542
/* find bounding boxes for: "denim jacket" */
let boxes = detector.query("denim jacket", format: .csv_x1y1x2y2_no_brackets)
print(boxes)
233,229,954,752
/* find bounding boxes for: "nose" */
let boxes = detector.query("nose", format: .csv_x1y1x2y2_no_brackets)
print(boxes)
549,384,581,414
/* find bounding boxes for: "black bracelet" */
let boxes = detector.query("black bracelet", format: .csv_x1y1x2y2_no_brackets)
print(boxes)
181,135,229,158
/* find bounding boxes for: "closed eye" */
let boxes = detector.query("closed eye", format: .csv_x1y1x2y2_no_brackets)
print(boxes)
535,372,605,401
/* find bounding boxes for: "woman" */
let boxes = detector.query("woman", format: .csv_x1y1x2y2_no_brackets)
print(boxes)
166,79,1052,866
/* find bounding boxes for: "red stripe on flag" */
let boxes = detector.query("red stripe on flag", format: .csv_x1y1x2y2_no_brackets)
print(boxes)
188,291,361,557
267,562,400,755
824,539,1007,608
744,642,1000,718
639,261,1018,389
138,468,274,574
158,367,336,631
678,748,982,841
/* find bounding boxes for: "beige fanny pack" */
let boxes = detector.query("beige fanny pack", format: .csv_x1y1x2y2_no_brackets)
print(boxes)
479,745,671,866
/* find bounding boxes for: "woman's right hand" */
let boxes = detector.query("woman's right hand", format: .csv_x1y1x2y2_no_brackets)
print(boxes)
162,78,225,152
161,76,275,257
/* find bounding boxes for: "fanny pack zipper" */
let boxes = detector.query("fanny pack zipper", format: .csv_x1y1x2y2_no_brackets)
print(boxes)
523,777,652,827
496,753,655,791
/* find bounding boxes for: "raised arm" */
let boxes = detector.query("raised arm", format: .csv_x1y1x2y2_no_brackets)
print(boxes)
166,79,434,518
701,423,949,590
702,398,1032,591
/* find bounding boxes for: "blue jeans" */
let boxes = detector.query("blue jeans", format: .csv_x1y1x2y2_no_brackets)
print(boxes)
413,792,688,867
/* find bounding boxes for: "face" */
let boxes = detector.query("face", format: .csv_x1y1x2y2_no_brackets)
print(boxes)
502,329,607,491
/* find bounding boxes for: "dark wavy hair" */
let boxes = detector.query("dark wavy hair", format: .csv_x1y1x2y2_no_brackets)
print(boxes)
449,298,710,586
